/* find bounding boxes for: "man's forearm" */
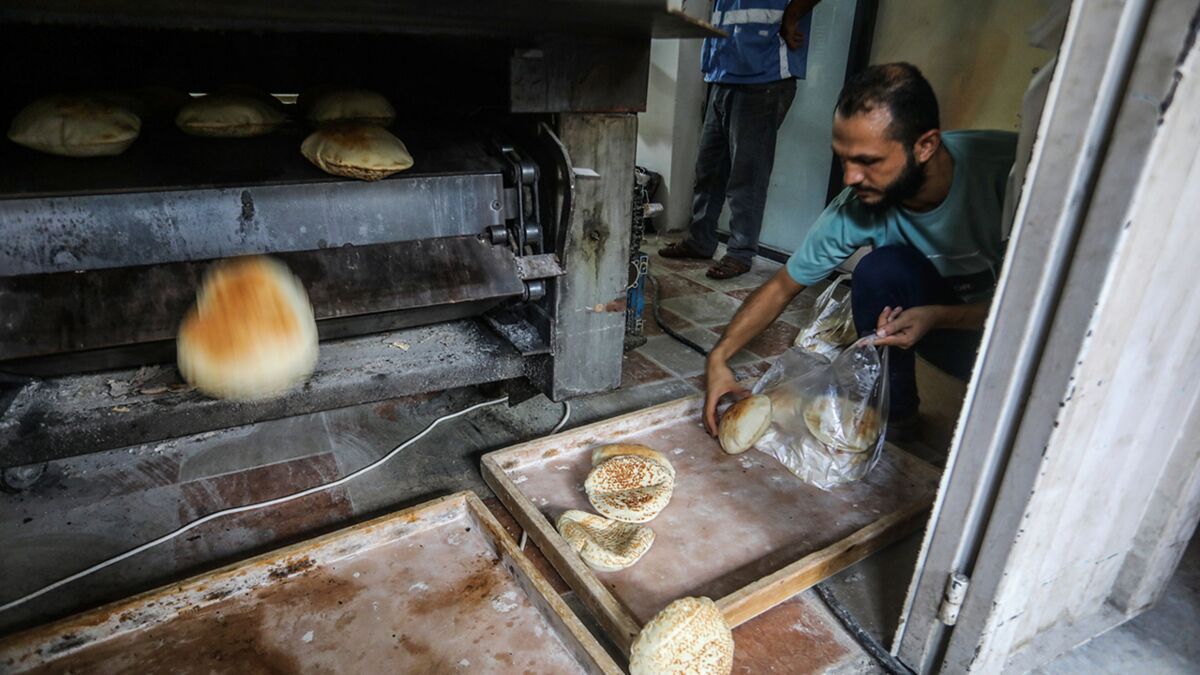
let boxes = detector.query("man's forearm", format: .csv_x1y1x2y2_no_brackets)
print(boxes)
935,302,989,331
710,269,804,363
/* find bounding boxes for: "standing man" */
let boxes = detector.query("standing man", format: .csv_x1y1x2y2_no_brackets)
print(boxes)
702,63,1017,439
658,0,821,279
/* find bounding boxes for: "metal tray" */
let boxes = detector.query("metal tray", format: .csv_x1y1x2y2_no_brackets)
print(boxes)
0,491,620,674
482,396,941,654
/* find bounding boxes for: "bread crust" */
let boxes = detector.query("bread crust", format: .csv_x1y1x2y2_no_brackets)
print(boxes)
8,96,141,157
556,510,655,572
584,455,675,523
718,395,773,455
300,124,413,181
177,257,318,401
629,596,734,675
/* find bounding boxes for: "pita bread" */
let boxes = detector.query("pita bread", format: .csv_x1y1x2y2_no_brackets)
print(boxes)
803,394,882,452
175,93,285,137
304,88,395,126
629,597,734,675
591,444,675,479
177,257,318,401
8,96,141,157
556,510,655,572
301,123,414,181
585,454,674,523
718,395,772,455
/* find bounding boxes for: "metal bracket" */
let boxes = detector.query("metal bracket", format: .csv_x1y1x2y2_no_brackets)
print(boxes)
938,572,970,626
493,139,544,255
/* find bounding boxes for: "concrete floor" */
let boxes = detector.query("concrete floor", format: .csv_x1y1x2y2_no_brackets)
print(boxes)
2,236,1197,673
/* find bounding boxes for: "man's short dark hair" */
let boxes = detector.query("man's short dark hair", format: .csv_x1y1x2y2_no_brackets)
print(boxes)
835,62,940,147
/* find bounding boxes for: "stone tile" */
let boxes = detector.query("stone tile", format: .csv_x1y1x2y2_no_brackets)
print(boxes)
678,258,781,293
726,288,755,301
674,326,759,368
711,320,802,359
661,291,744,327
620,349,673,387
732,593,865,674
637,334,708,377
641,305,692,337
649,271,713,299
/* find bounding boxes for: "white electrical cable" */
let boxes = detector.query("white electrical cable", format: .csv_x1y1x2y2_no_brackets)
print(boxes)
1,394,535,614
551,400,571,434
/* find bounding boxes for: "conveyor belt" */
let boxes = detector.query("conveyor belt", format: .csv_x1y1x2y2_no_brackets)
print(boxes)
0,124,509,275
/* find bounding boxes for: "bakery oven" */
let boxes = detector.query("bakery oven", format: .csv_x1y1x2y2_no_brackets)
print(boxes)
0,1,718,476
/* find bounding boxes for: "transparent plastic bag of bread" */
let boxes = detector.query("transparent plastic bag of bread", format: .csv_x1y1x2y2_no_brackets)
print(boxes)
792,274,857,360
750,338,889,490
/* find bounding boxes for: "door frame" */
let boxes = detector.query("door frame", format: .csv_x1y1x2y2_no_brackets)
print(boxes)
894,0,1200,671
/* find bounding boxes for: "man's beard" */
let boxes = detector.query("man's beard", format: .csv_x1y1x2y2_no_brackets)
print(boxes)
861,148,927,212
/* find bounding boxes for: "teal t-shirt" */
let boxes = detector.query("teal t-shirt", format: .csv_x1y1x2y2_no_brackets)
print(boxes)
787,130,1017,301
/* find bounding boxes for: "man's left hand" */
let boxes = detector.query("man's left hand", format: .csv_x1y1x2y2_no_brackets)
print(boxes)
874,305,943,349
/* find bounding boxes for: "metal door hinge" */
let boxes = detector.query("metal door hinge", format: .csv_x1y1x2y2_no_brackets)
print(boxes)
937,572,970,626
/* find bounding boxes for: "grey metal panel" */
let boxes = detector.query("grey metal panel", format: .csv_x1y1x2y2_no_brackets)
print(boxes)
0,236,527,362
0,174,505,275
510,37,652,113
0,320,528,465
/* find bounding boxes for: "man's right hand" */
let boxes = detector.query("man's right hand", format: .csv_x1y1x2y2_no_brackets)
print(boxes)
703,358,750,436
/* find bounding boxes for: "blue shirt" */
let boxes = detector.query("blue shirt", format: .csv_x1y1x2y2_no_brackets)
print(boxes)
787,130,1018,301
702,0,813,84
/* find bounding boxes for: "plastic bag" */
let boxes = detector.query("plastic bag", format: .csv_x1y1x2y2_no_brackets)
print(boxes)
751,338,890,490
793,274,857,359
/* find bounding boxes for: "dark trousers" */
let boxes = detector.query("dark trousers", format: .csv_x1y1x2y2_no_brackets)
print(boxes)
686,79,797,264
850,246,986,419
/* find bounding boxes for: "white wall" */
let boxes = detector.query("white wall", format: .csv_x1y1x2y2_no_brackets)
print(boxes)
636,1,711,233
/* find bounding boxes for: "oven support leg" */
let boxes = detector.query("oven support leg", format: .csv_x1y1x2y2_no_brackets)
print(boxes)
541,113,636,401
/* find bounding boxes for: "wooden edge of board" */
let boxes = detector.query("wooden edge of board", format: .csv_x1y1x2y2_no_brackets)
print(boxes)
481,454,643,656
488,395,702,472
714,497,934,627
462,492,623,675
0,491,472,661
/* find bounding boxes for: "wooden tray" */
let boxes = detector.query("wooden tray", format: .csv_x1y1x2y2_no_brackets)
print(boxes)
0,491,620,675
482,396,941,653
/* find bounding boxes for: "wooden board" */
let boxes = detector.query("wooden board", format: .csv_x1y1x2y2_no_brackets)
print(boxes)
482,396,941,654
0,491,621,675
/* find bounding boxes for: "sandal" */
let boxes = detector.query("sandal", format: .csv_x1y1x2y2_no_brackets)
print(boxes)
706,255,751,279
658,240,713,260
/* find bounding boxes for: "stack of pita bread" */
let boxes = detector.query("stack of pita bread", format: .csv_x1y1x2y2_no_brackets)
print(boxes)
554,443,675,572
298,88,412,181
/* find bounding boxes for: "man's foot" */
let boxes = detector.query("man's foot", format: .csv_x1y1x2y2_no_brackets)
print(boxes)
886,412,921,443
706,255,751,279
658,240,712,260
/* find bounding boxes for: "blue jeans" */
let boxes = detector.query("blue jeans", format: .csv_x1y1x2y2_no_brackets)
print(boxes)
686,79,797,264
850,246,987,419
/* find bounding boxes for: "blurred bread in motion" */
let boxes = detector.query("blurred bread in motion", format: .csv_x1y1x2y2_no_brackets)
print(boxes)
177,257,318,401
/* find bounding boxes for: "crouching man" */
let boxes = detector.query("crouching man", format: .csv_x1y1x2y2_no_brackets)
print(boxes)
703,63,1017,440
